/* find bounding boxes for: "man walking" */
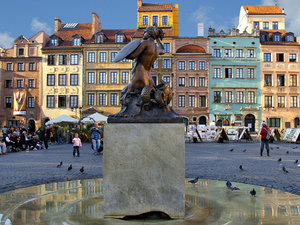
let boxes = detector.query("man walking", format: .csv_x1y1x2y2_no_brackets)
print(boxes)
260,121,270,157
90,122,102,155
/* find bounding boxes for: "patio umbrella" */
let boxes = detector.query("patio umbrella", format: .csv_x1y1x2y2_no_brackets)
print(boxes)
45,114,79,125
81,112,107,124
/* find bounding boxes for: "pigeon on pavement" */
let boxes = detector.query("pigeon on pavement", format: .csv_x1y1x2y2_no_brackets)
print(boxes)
239,165,244,171
278,158,282,162
282,166,289,173
250,188,256,197
226,181,240,190
80,166,84,173
229,148,234,152
68,164,72,171
188,177,199,184
57,161,63,168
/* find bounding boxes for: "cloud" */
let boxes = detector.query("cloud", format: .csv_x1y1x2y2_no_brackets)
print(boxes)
190,6,215,27
0,32,14,48
31,18,52,34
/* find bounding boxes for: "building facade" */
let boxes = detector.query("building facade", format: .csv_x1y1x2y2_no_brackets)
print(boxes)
0,31,49,129
208,28,261,132
173,37,210,125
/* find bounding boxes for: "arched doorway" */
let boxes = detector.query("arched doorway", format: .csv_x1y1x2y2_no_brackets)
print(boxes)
245,114,255,132
199,116,207,125
223,119,230,126
295,117,300,128
216,119,222,127
27,119,36,134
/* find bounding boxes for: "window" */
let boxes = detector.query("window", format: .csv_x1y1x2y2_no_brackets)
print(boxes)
87,93,95,105
277,74,285,86
278,96,285,108
95,34,104,43
47,74,55,86
248,91,256,104
265,96,273,108
199,77,206,87
87,72,95,84
48,55,55,65
99,52,107,62
122,72,129,84
152,76,157,85
122,58,129,63
274,34,281,42
110,72,118,84
58,96,66,107
51,38,58,46
70,54,79,65
224,49,232,57
142,15,149,25
189,77,195,87
16,79,23,88
29,63,35,71
290,96,298,108
277,53,284,62
47,95,55,108
290,54,297,62
70,95,78,108
28,97,34,108
5,80,12,88
178,95,185,107
18,63,24,71
247,68,255,79
290,74,297,86
99,93,106,105
163,75,171,83
5,97,12,108
213,68,221,78
152,60,158,69
99,72,106,84
189,95,195,107
18,48,24,56
111,52,117,62
163,59,171,69
264,53,271,62
199,61,205,70
236,68,244,79
6,63,12,71
73,38,81,46
116,34,123,43
263,22,269,30
286,35,294,42
225,68,233,78
58,74,66,86
269,118,280,127
178,61,185,70
189,61,195,70
261,34,266,42
236,91,244,103
214,91,221,103
163,43,170,53
236,49,243,58
110,93,118,106
253,21,259,29
88,52,95,63
247,49,255,58
70,74,78,86
179,77,185,86
199,96,206,107
59,54,67,65
273,22,278,30
265,74,272,86
162,15,168,25
152,15,158,26
213,49,221,57
224,91,232,103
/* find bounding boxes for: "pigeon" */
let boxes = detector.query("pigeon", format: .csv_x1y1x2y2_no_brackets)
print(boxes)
278,158,282,162
229,148,234,152
57,161,63,168
270,147,274,150
250,188,256,197
239,165,244,171
294,160,298,164
243,149,247,152
286,151,289,154
226,181,240,191
292,146,298,149
80,166,84,173
282,166,289,173
276,147,280,149
188,177,199,184
68,164,72,171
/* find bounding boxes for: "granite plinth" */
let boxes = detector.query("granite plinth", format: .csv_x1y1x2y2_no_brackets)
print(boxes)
103,123,185,218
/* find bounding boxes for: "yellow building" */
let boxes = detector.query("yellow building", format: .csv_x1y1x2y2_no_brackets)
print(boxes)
41,13,101,122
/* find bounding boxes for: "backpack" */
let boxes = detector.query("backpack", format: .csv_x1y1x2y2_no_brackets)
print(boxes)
262,127,270,140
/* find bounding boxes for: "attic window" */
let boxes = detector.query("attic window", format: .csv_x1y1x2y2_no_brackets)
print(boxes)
286,35,294,42
96,34,104,43
50,38,58,46
116,34,123,43
274,34,281,42
73,38,81,46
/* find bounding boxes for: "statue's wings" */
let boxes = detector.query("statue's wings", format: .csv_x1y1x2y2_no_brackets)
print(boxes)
112,39,141,62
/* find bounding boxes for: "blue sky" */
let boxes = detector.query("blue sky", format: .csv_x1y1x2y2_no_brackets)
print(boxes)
0,0,299,48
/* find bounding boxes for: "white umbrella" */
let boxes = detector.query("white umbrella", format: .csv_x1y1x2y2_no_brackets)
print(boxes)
81,112,107,124
45,114,79,125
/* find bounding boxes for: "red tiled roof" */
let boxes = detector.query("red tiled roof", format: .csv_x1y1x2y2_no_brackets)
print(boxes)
176,45,206,53
139,3,173,12
243,5,284,14
55,23,94,41
132,28,174,38
86,29,137,44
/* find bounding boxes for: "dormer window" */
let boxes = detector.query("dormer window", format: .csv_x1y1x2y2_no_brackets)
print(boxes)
96,33,104,43
274,34,281,42
116,34,123,43
73,38,81,46
286,35,294,42
261,35,266,42
51,38,58,46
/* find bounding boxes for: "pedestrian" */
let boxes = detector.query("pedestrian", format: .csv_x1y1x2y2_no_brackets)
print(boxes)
260,121,270,157
90,122,102,155
42,126,50,149
0,137,7,155
57,126,63,144
72,133,82,157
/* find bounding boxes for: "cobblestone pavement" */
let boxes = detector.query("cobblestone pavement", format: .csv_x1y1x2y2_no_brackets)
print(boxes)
0,141,299,195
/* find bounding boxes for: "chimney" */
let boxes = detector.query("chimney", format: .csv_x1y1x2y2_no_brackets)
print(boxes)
54,17,62,32
137,0,142,11
198,23,204,37
92,12,102,34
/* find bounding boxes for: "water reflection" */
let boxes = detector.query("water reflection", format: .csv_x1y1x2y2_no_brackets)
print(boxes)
0,179,300,224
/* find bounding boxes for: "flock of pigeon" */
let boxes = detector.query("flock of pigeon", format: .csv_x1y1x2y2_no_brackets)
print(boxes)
56,161,84,174
188,145,299,197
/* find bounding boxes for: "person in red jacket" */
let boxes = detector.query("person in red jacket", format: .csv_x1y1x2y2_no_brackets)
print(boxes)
260,121,270,156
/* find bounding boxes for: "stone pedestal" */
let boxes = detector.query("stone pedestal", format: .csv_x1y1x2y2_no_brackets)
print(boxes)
103,123,185,218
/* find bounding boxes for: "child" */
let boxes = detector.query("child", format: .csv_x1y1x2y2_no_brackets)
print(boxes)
72,133,82,157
